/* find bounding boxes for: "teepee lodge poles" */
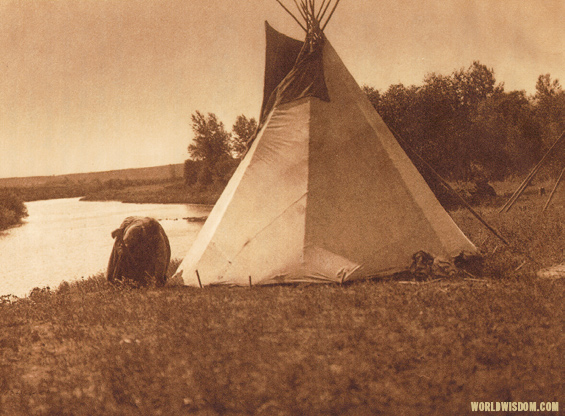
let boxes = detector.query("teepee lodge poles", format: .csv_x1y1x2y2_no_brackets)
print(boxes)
543,166,565,211
276,0,341,34
388,127,510,246
275,0,307,32
321,0,340,31
317,0,330,21
316,0,328,20
292,0,307,21
499,129,565,213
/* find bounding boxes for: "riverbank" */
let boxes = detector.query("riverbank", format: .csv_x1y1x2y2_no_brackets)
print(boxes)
79,180,222,205
2,179,222,205
1,273,563,415
0,162,223,205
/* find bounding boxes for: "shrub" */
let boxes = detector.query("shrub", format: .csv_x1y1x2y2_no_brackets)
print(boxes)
0,191,28,230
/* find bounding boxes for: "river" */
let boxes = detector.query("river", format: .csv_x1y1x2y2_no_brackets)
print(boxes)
0,198,211,298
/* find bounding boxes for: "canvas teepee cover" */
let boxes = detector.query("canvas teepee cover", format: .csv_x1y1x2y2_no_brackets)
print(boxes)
173,22,476,287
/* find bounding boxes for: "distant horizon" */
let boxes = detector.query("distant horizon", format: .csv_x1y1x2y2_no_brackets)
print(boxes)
1,0,563,178
0,161,185,181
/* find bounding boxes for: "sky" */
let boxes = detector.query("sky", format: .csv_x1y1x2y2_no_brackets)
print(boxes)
0,0,563,178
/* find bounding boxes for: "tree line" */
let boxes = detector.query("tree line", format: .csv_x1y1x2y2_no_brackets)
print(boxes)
185,62,565,186
364,63,565,181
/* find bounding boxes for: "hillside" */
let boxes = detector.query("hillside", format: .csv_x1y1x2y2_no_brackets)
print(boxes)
0,164,184,188
0,163,226,205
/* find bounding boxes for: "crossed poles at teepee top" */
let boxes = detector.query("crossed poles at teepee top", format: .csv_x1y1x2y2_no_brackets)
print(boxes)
275,0,341,35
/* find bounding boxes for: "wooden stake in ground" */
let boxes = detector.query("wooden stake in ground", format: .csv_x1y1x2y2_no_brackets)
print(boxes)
195,270,203,289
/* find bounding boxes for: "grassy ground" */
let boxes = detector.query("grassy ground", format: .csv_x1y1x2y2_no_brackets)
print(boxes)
1,185,565,415
1,275,563,416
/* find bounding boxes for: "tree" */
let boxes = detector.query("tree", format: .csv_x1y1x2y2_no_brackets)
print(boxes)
535,74,562,101
471,90,541,179
533,74,565,149
453,61,500,111
188,111,231,163
231,115,258,159
183,159,202,186
407,63,504,179
362,85,381,109
187,111,232,186
0,191,28,230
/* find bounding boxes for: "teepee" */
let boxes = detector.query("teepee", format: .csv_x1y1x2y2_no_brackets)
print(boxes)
173,1,476,287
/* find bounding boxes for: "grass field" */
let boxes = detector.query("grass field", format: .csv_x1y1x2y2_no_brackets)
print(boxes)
1,275,563,416
1,186,565,415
